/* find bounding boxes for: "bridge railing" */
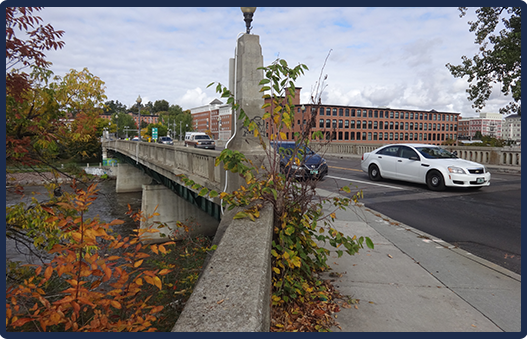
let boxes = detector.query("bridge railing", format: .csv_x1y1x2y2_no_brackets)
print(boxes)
310,142,521,168
103,140,223,193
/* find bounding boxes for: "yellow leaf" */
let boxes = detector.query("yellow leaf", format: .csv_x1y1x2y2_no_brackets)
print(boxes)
272,267,280,274
134,259,144,268
153,276,162,290
110,300,122,309
135,278,143,286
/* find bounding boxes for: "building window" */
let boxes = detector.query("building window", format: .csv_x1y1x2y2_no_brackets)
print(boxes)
405,122,409,130
319,119,324,128
362,132,367,140
339,108,343,116
384,132,388,140
395,122,399,130
395,111,399,119
405,133,409,140
356,132,361,140
345,120,349,128
357,120,361,129
368,132,372,140
389,132,394,140
332,119,337,128
350,120,355,129
326,119,331,128
390,122,394,129
368,121,372,129
345,109,349,116
338,131,343,140
350,132,355,140
333,108,337,116
374,121,378,129
410,122,413,130
379,111,384,118
385,121,389,129
345,131,349,140
374,110,378,118
405,112,409,119
320,107,324,116
339,120,343,128
368,110,373,118
379,132,383,140
373,132,377,140
362,121,367,129
351,109,355,117
390,111,394,118
357,110,362,117
326,108,331,116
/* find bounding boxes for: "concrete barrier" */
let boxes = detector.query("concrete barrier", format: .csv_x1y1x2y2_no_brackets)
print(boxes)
172,203,274,332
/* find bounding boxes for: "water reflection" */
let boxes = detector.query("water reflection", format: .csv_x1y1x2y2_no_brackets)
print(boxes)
6,179,142,264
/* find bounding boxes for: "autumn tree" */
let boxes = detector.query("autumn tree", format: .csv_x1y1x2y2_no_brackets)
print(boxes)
446,7,521,115
6,7,65,102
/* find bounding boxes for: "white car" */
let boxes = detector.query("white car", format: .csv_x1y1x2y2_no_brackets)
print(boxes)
361,143,491,191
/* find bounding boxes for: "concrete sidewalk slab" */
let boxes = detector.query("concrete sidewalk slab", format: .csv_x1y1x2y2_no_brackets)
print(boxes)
315,191,521,333
320,220,502,332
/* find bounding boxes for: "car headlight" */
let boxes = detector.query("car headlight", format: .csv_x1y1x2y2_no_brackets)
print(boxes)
448,166,466,174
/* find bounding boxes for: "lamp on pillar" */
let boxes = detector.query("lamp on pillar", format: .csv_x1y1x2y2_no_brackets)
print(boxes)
241,7,256,34
136,95,142,141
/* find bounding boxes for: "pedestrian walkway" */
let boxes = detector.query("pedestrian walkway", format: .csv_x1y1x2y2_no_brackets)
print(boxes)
317,188,522,332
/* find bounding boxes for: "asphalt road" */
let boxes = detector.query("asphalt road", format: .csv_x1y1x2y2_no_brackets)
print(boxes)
318,155,522,275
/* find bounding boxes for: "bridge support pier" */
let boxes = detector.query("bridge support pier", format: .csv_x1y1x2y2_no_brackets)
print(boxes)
115,163,152,193
140,184,219,244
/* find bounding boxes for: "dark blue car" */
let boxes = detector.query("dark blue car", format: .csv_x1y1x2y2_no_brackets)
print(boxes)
272,141,328,180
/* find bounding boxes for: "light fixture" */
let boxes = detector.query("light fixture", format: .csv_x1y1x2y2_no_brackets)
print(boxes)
241,7,257,34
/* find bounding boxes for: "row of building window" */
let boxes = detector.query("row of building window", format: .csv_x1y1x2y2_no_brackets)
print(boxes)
279,131,457,142
302,107,457,122
315,120,457,132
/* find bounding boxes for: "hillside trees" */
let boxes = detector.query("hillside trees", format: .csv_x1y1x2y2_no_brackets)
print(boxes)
446,7,521,115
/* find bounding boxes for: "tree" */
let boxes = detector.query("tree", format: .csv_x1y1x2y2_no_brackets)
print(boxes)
103,100,127,114
446,7,521,115
153,99,169,113
6,7,65,103
111,112,136,138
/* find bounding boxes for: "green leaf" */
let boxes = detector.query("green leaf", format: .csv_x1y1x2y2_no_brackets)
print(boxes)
199,187,209,196
366,237,374,249
233,211,247,219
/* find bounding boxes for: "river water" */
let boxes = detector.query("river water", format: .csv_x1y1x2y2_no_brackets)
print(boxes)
6,179,142,264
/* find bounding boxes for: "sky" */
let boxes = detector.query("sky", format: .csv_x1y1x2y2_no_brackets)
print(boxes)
30,6,516,117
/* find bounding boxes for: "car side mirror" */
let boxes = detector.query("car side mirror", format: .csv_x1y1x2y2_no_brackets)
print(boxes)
409,156,420,161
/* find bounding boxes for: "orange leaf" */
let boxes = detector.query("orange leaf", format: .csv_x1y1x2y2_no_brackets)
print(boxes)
110,300,122,309
158,269,171,275
153,276,162,290
135,278,143,286
44,266,53,281
150,244,158,254
158,245,167,254
10,317,33,328
134,260,144,268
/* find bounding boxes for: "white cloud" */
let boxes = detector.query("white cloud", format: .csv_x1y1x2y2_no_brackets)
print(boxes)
32,7,514,117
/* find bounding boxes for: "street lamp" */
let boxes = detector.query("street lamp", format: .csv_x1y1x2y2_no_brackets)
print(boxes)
241,7,256,34
136,95,142,141
124,126,129,139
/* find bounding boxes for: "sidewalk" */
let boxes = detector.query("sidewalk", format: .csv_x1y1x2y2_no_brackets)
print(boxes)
317,188,522,332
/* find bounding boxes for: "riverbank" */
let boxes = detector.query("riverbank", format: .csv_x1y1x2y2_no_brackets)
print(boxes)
6,171,75,187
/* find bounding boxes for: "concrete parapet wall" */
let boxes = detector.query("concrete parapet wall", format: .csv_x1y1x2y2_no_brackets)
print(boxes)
104,140,223,203
172,203,274,332
308,142,521,168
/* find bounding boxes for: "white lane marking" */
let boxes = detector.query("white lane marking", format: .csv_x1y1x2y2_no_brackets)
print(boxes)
326,175,406,190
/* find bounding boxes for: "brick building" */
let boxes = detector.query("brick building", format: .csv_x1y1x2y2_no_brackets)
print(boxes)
264,88,460,145
189,99,233,140
458,112,503,140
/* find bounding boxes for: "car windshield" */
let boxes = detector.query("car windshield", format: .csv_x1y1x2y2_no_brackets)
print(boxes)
276,144,314,156
195,135,210,140
416,147,456,159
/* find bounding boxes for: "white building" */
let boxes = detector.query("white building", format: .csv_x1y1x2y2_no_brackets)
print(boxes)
502,114,521,142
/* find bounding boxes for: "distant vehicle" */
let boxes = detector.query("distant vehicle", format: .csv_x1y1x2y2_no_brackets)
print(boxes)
185,132,215,149
272,141,328,180
157,136,174,145
131,136,140,141
360,143,491,191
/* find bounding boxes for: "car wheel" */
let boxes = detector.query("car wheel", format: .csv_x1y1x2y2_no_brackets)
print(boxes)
426,170,445,191
368,164,382,181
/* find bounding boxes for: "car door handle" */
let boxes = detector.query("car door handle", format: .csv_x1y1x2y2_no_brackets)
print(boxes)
398,160,403,162
421,164,430,167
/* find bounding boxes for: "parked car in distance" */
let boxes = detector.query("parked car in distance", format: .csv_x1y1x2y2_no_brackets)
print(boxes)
131,136,140,141
184,132,215,149
361,143,491,191
272,141,328,180
157,136,174,145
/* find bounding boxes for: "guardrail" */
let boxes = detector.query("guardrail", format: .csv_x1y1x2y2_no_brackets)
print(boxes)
310,142,521,167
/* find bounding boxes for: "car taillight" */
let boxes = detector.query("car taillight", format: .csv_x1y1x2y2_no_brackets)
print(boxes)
361,154,364,160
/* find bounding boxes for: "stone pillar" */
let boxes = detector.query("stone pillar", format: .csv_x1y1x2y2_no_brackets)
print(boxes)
225,34,268,193
140,185,219,244
115,163,152,193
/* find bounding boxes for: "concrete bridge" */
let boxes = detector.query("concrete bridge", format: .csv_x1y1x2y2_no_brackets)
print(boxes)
102,137,521,331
